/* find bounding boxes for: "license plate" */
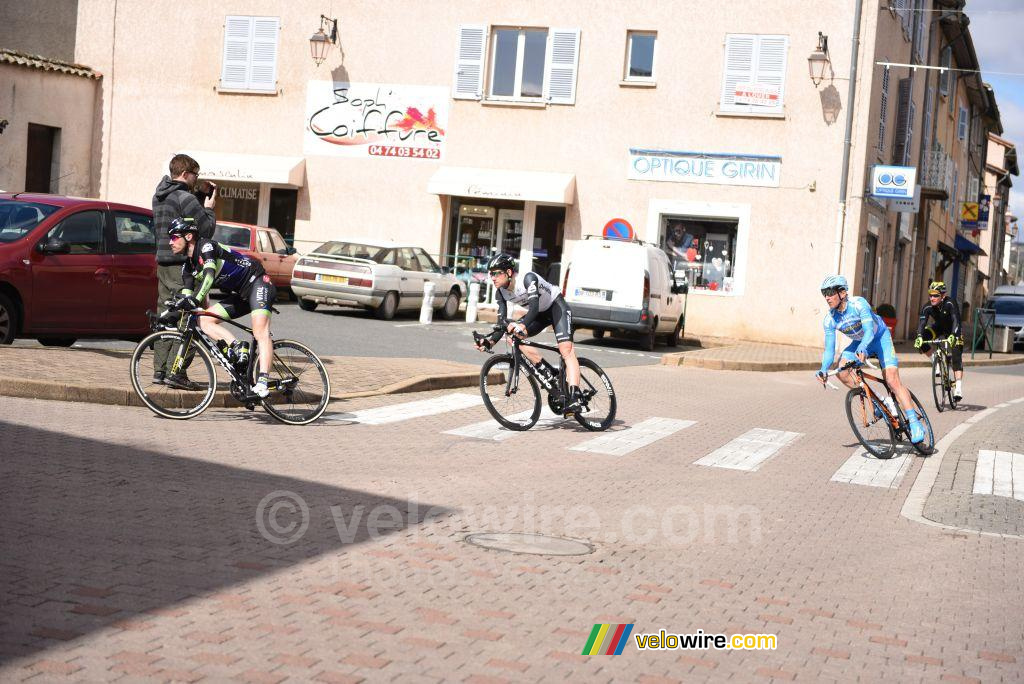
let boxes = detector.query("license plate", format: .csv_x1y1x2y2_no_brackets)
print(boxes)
576,287,609,301
317,274,348,284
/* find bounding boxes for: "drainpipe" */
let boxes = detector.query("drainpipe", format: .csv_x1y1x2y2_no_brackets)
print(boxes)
833,0,866,274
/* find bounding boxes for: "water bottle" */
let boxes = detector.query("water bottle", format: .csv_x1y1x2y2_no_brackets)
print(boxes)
883,396,897,416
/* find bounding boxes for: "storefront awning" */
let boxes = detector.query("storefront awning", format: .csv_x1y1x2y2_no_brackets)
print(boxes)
427,166,576,204
954,233,987,256
179,150,306,187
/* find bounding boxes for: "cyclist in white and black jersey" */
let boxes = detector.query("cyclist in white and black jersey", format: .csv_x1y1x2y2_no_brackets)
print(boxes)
475,254,584,414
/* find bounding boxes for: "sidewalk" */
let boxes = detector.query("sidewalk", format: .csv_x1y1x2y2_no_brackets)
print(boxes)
661,338,1024,371
0,347,484,408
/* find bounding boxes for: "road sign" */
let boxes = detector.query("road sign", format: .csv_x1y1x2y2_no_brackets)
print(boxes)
603,218,634,240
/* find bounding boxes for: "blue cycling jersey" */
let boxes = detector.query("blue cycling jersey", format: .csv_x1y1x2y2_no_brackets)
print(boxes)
820,296,886,372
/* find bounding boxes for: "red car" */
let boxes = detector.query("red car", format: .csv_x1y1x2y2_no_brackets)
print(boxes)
0,193,157,345
212,221,298,294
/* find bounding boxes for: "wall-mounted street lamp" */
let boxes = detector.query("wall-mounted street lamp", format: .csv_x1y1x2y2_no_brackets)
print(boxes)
310,15,339,67
807,32,831,86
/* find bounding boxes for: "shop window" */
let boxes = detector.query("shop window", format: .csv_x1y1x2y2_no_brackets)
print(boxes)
719,34,788,115
661,217,738,293
214,182,259,225
624,31,656,82
220,16,279,92
452,25,580,104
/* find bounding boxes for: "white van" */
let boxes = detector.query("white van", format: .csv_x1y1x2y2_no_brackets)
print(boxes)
562,236,687,350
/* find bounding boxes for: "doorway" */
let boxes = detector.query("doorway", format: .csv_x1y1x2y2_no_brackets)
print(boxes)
532,205,565,283
25,123,59,193
269,188,298,244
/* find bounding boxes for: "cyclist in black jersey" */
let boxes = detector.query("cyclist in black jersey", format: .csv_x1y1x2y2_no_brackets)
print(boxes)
914,281,964,400
474,253,585,415
168,217,276,397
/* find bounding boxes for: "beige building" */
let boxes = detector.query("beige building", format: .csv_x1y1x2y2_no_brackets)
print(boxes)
0,0,1013,347
979,132,1019,293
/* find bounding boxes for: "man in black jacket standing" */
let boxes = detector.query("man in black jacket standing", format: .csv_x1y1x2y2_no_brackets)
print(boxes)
151,153,216,389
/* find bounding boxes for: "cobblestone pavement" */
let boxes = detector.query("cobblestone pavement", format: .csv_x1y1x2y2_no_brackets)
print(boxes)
1,363,1022,682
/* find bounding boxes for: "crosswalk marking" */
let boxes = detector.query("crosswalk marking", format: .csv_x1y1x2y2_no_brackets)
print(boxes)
569,417,696,456
973,450,1024,500
444,407,563,441
694,428,803,472
329,393,482,425
830,448,914,488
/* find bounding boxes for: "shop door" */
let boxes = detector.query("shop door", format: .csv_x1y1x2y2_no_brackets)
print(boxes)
533,206,565,284
269,188,298,245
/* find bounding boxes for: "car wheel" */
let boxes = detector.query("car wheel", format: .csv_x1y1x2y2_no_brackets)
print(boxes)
0,291,18,344
640,320,657,352
667,316,684,347
375,291,399,320
287,288,298,302
593,329,606,340
298,298,318,312
439,290,460,320
38,337,76,347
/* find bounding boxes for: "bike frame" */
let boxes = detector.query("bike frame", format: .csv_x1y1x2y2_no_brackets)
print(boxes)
837,361,900,428
503,334,567,399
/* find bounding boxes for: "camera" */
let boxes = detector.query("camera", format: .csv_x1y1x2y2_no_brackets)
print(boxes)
194,179,216,202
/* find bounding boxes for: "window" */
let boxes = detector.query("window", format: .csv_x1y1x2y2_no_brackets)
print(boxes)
415,248,442,273
214,224,251,248
661,217,739,293
913,0,927,62
878,63,890,154
452,25,580,104
950,167,959,222
719,34,789,115
892,77,912,164
46,210,104,255
112,212,156,254
861,233,878,301
939,47,951,96
922,87,934,153
957,105,968,140
0,200,58,243
257,230,272,253
398,248,422,272
220,16,279,92
269,231,288,254
625,31,656,81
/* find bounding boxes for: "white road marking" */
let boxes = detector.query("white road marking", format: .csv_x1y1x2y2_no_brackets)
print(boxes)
444,407,563,441
569,417,695,456
973,450,1024,500
694,428,803,471
831,448,914,488
328,393,482,425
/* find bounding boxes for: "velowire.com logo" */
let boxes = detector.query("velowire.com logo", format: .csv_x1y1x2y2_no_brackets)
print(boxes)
582,624,634,655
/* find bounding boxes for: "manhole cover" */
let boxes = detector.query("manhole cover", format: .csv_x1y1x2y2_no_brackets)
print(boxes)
464,532,594,556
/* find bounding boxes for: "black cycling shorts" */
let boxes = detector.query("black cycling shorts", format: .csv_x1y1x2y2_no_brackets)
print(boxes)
524,296,573,343
218,274,277,320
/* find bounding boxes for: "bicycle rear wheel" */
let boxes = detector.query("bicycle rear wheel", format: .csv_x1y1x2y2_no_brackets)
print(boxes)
844,388,897,459
480,354,541,430
900,390,935,455
253,339,331,425
931,353,947,412
573,358,617,431
130,330,217,419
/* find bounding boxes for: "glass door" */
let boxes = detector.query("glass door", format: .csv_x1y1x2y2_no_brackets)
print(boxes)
452,205,496,302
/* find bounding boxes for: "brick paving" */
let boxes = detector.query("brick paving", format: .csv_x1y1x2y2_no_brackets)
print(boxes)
0,360,1023,681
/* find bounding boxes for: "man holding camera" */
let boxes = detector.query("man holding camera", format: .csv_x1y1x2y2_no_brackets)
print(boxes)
151,153,217,390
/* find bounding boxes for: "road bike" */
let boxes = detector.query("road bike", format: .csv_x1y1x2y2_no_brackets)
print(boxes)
129,302,331,424
472,324,616,431
822,359,934,459
929,338,960,412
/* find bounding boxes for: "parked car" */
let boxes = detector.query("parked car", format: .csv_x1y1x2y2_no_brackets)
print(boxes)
212,221,298,295
0,193,157,345
562,236,687,351
985,289,1024,348
291,239,463,320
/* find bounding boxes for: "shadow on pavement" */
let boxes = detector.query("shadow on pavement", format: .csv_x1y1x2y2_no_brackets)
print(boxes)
0,421,450,664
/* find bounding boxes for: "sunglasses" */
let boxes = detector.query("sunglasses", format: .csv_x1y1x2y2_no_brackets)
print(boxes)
489,270,506,278
928,292,942,297
820,287,844,297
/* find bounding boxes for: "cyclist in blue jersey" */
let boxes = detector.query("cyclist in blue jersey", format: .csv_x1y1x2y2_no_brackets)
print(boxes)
168,217,275,397
815,275,925,443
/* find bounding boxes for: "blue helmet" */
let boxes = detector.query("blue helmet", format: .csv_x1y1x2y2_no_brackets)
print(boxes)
820,275,848,292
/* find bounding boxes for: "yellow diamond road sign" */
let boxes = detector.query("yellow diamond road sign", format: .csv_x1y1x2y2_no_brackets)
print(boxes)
961,202,979,221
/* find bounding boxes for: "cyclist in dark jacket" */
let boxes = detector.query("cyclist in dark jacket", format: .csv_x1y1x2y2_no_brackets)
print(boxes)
914,281,964,400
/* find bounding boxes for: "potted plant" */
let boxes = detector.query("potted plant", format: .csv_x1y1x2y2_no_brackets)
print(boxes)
875,303,898,336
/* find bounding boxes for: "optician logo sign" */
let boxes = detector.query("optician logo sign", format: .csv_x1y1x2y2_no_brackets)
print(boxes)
870,165,917,199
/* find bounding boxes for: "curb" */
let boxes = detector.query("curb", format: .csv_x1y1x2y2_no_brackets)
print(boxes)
660,352,1024,372
0,371,488,409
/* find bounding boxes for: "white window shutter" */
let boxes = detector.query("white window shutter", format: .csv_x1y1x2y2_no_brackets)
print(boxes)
221,15,252,89
452,25,485,100
754,35,788,114
545,28,580,105
720,34,755,111
249,17,279,91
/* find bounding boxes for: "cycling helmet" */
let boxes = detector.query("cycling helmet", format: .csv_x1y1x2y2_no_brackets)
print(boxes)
167,216,199,238
820,275,848,292
486,253,516,273
928,281,947,295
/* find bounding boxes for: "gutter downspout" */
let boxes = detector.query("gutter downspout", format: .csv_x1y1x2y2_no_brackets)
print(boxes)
833,0,866,274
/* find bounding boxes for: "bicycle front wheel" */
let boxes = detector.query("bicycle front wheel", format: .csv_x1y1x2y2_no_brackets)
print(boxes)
574,358,617,431
253,339,331,425
931,353,947,412
844,388,897,459
130,330,217,419
480,354,541,430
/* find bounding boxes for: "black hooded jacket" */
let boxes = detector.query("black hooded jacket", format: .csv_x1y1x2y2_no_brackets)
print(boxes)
152,176,215,265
